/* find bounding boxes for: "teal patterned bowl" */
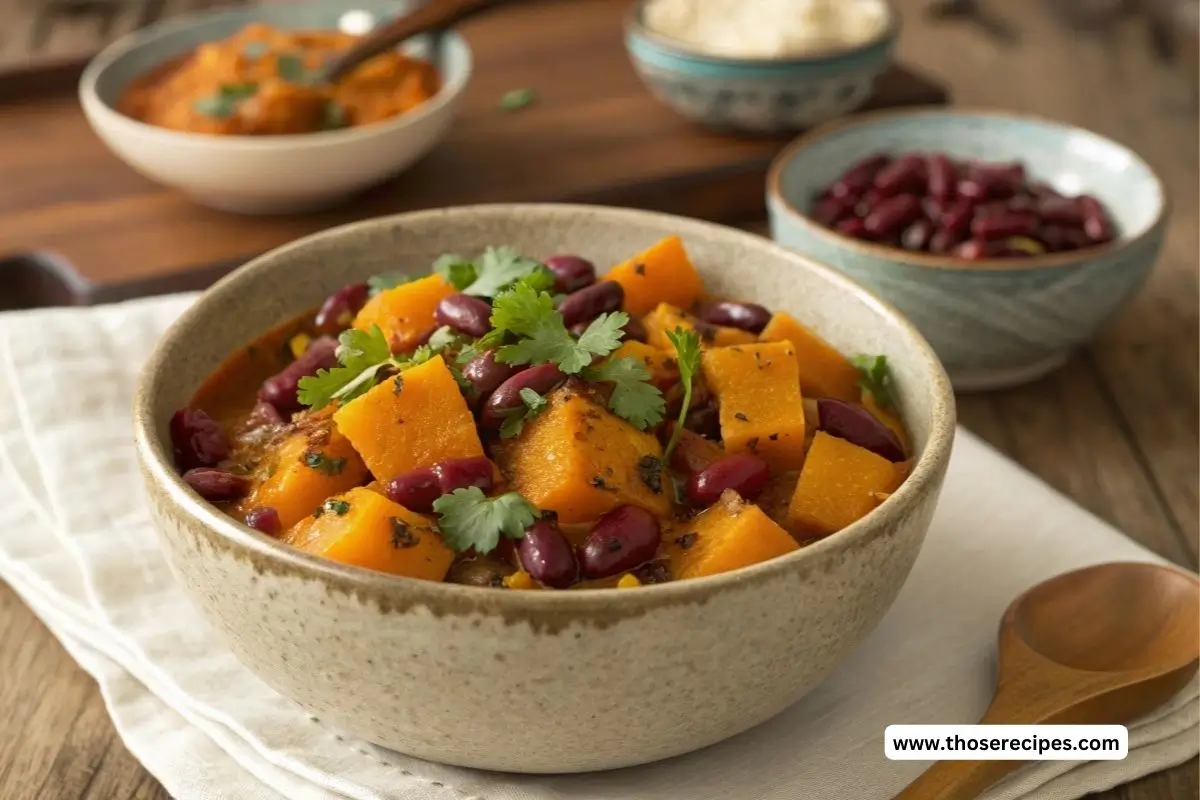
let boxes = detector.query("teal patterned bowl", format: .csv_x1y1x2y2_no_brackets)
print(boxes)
767,108,1169,390
623,0,898,133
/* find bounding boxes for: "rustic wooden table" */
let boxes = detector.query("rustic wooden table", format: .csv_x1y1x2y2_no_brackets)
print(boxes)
1,0,1197,797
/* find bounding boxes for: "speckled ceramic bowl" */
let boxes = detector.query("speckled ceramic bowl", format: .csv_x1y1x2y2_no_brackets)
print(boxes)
623,0,898,133
767,108,1169,391
133,204,955,773
80,0,471,215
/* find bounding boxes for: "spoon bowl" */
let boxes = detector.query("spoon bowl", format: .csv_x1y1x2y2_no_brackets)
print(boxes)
896,561,1200,800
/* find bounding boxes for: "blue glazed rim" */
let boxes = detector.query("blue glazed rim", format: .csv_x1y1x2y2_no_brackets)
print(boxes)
624,0,899,76
767,106,1170,272
79,0,472,148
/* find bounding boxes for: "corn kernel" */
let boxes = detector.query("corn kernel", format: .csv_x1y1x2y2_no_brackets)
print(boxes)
288,333,312,359
617,574,641,589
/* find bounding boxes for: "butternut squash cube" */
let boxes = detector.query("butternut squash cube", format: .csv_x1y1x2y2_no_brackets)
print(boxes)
242,414,369,532
610,339,679,390
759,312,861,401
352,274,455,353
787,431,901,537
494,389,670,524
606,235,705,317
284,487,454,581
669,491,798,580
333,355,482,481
701,341,807,471
642,302,756,351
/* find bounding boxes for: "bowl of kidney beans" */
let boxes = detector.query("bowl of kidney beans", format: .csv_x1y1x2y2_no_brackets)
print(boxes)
811,152,1119,260
767,109,1168,390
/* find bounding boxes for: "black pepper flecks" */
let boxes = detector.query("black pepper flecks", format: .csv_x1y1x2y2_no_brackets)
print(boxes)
674,532,698,550
746,437,760,452
637,455,664,494
634,263,646,276
393,375,404,395
768,433,779,441
390,517,420,548
734,412,749,422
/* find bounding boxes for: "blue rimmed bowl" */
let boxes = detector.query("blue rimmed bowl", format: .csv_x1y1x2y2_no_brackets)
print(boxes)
767,108,1169,391
623,0,898,134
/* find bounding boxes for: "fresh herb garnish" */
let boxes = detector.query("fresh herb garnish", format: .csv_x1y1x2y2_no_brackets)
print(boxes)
662,327,702,463
432,488,538,554
192,82,259,119
276,53,312,83
425,325,470,353
243,42,269,59
323,498,351,516
583,357,665,431
303,452,346,476
432,254,478,291
488,282,626,374
366,272,417,296
498,387,549,439
500,87,536,111
322,100,347,130
463,247,554,298
297,325,439,409
850,354,894,410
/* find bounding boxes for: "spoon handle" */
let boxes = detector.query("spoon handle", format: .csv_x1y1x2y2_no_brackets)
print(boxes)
323,0,511,82
892,757,1020,800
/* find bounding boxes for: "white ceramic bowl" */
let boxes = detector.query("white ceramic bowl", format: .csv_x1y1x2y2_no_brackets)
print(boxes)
80,0,471,215
134,203,956,773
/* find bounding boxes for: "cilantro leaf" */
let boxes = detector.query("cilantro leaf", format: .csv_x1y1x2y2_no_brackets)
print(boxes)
500,87,536,111
426,325,468,353
850,354,894,410
367,272,418,296
192,82,258,119
432,253,478,291
491,284,626,374
432,488,538,554
662,327,702,462
583,356,665,431
498,387,549,439
463,247,551,298
276,53,313,83
322,100,347,130
298,325,430,409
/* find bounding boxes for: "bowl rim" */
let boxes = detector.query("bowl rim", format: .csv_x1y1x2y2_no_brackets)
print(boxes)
134,203,955,616
766,106,1171,272
623,0,900,66
78,2,472,150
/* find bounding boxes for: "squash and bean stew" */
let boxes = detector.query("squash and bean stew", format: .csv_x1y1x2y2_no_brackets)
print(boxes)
118,24,439,135
173,237,913,589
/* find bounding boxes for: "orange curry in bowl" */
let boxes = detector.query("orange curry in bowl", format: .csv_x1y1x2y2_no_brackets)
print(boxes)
171,237,913,590
118,23,440,135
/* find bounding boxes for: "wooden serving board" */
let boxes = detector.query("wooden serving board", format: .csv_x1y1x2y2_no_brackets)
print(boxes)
0,0,949,306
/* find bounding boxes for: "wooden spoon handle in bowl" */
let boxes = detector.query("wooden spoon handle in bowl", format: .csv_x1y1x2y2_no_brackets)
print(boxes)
322,0,512,82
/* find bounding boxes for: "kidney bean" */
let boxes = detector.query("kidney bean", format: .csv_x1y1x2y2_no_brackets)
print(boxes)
928,228,962,255
183,468,251,502
873,155,925,197
258,336,338,413
1029,180,1062,199
956,177,989,201
972,163,1024,197
1037,196,1083,226
558,281,624,328
577,505,661,580
446,557,515,587
170,408,230,471
436,293,493,338
852,188,884,218
685,405,721,439
971,211,1038,240
462,350,521,402
433,457,494,495
813,195,850,226
544,255,597,293
384,468,441,513
686,454,771,507
1036,224,1069,252
244,506,281,535
901,219,935,251
481,363,567,429
246,400,284,429
622,315,648,343
817,399,905,462
1063,227,1092,250
864,194,922,238
939,198,975,235
925,154,958,200
830,154,890,198
519,520,579,588
314,281,369,334
921,196,944,223
954,239,991,260
835,217,868,238
1004,194,1036,214
1078,195,1115,243
697,300,771,334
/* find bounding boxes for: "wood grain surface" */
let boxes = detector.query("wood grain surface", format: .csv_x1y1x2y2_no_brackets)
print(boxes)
1,0,1197,798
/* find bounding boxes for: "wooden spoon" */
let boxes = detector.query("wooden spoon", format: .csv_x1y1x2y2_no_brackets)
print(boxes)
895,561,1199,800
320,0,511,83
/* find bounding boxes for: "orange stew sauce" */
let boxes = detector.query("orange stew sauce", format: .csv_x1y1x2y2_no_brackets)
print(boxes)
118,24,439,135
174,237,914,590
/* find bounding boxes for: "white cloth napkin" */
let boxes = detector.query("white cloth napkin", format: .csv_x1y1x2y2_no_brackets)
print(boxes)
0,293,1196,800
